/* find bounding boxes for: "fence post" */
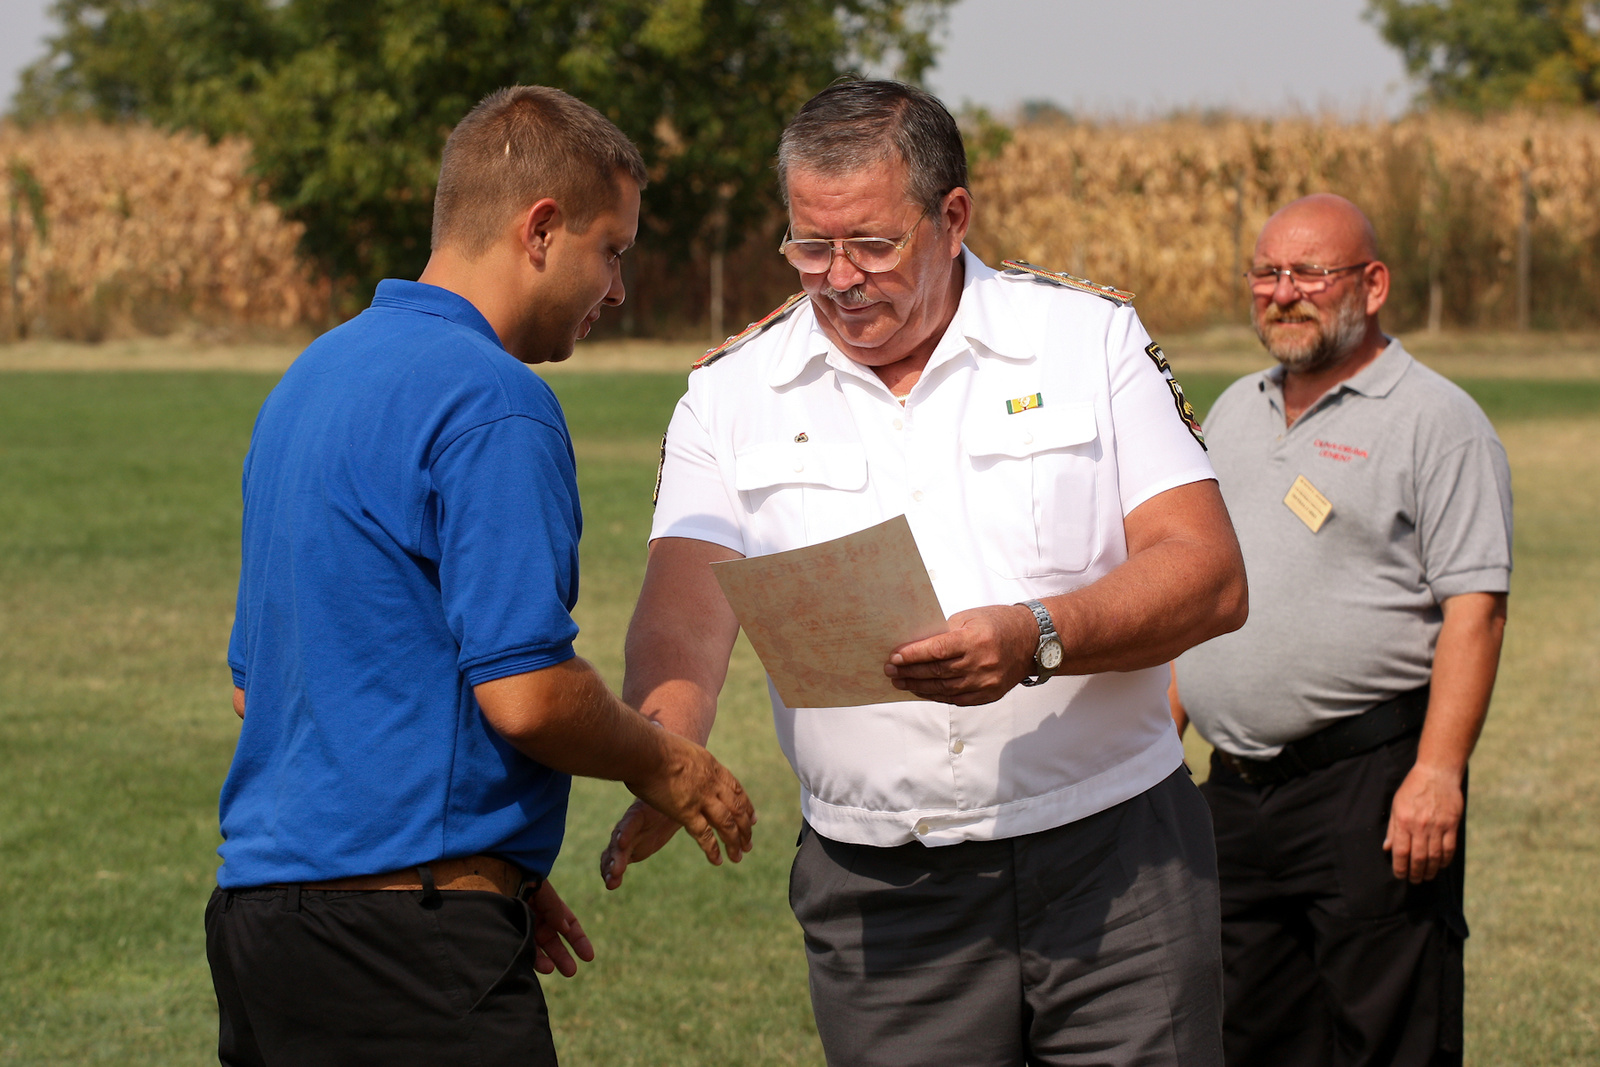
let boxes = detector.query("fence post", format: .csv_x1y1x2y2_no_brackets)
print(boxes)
1423,142,1443,334
707,185,732,341
8,176,19,340
1515,167,1533,332
1231,170,1246,323
7,159,47,342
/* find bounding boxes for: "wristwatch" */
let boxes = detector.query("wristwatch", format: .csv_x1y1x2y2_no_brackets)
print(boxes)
1019,599,1063,687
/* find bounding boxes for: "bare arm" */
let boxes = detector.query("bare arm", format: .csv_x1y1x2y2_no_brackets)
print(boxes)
886,479,1248,704
1384,591,1507,883
233,685,245,719
621,537,746,741
475,654,752,867
602,536,745,888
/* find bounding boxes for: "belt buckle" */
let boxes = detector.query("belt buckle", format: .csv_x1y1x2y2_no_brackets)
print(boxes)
1220,750,1272,787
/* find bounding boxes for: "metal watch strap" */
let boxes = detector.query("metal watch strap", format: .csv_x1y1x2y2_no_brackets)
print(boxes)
1019,598,1059,687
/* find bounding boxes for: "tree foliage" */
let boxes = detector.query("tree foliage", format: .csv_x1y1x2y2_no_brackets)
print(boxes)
16,0,954,295
1367,0,1600,109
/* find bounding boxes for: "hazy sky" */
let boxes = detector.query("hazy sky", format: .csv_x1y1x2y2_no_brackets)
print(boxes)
0,0,1414,118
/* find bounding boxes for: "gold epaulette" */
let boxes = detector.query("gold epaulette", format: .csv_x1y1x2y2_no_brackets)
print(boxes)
1000,260,1135,306
692,292,809,370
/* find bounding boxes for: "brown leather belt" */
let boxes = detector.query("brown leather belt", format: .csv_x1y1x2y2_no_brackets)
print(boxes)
294,854,539,900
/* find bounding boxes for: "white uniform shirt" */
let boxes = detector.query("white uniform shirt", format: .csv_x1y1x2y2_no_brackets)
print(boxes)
652,249,1216,847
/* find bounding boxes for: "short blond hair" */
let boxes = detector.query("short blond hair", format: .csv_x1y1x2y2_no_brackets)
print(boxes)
431,86,647,257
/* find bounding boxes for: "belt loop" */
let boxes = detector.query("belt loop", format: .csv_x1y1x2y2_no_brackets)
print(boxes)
515,869,545,904
284,884,301,913
416,865,443,909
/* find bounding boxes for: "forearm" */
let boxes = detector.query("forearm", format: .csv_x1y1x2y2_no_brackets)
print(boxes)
622,625,729,745
474,658,673,784
1044,481,1247,675
1414,592,1507,777
621,537,743,744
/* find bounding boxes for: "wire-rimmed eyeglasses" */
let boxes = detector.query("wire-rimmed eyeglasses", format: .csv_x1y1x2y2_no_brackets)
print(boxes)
778,209,932,274
1244,262,1372,294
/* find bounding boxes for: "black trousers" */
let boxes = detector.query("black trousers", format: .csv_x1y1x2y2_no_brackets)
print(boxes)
791,767,1224,1067
205,885,558,1066
1201,733,1466,1067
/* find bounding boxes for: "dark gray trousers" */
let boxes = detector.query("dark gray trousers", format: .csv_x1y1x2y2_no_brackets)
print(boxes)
789,768,1223,1067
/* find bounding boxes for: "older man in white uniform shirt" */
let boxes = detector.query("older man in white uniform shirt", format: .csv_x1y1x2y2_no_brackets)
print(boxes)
600,81,1248,1067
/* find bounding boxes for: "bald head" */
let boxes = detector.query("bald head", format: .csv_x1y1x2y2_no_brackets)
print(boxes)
1250,193,1391,379
1256,193,1378,267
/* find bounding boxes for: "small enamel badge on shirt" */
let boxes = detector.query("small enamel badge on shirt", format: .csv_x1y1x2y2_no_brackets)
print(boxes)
1284,474,1333,532
1006,393,1043,414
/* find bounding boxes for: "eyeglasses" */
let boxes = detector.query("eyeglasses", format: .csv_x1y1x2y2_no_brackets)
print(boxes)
778,210,931,274
1244,262,1372,294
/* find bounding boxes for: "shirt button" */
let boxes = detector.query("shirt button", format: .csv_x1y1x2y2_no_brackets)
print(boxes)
951,739,965,754
793,462,804,473
913,820,930,836
1022,432,1034,445
927,569,938,581
911,489,924,502
892,417,904,430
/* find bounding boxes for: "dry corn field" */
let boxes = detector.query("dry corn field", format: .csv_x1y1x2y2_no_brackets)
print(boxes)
3,113,1599,339
0,122,324,340
969,112,1600,334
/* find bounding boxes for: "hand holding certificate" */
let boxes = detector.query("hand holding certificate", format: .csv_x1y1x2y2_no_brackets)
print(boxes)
710,515,947,708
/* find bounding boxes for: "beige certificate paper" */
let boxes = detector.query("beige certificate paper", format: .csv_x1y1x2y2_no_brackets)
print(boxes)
710,515,948,708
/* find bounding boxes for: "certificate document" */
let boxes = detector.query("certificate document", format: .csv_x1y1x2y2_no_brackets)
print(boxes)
710,515,948,708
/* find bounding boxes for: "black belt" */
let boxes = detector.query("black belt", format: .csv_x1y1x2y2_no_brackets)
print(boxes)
1211,685,1430,787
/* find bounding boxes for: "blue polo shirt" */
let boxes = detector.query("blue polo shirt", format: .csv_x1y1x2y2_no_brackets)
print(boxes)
220,280,580,888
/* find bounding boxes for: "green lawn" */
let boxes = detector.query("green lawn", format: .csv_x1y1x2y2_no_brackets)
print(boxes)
0,366,1596,1064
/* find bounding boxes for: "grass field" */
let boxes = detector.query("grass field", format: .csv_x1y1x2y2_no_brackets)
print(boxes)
0,342,1597,1064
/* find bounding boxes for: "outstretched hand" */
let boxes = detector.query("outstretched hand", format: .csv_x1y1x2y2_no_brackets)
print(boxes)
528,879,594,977
884,604,1039,705
600,798,683,890
623,731,755,872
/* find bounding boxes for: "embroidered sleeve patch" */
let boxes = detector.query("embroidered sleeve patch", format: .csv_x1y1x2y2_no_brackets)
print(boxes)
1005,393,1044,414
1144,341,1206,450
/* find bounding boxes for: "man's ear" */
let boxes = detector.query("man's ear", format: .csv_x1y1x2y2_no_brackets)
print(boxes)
940,188,973,258
518,198,563,269
1364,260,1391,316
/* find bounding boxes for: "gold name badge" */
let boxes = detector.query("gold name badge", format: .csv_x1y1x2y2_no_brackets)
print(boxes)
1284,474,1333,533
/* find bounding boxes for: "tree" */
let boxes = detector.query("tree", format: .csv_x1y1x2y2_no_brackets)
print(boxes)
16,0,954,300
1367,0,1600,109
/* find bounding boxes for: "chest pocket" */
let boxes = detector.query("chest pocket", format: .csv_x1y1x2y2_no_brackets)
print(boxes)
734,442,870,554
963,402,1101,578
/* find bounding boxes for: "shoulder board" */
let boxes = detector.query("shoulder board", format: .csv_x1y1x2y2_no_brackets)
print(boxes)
1000,260,1135,307
692,292,809,370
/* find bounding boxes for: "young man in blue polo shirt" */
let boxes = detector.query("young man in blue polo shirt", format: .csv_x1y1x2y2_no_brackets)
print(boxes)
206,86,756,1067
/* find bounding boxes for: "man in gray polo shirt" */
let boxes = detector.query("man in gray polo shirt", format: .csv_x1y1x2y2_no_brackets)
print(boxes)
1172,193,1511,1067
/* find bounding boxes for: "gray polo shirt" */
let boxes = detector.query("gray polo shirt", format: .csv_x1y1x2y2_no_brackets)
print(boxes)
1176,339,1512,758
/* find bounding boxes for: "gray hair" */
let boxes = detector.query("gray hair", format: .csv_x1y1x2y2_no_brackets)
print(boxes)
776,80,968,213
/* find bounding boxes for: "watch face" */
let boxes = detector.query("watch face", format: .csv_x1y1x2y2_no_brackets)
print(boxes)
1038,637,1064,671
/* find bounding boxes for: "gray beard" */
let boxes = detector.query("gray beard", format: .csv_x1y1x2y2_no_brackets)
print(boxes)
1255,293,1368,374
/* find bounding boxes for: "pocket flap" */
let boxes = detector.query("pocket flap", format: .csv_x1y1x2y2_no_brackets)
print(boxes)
964,402,1097,459
734,442,868,492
